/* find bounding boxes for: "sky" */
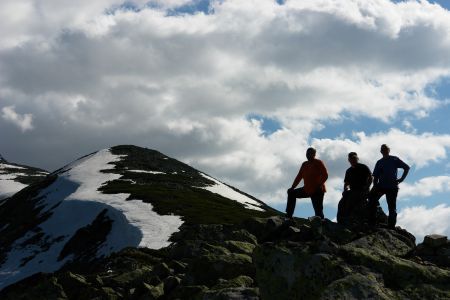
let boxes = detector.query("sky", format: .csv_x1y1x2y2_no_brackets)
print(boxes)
1,0,450,241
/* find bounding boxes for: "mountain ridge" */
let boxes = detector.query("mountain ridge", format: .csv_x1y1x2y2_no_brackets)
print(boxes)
0,145,448,299
0,145,276,290
0,155,49,200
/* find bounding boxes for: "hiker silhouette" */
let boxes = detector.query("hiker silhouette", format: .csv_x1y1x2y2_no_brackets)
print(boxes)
337,152,372,225
367,144,410,228
286,147,328,219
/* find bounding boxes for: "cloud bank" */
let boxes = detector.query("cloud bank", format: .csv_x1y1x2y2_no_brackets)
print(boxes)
1,1,450,235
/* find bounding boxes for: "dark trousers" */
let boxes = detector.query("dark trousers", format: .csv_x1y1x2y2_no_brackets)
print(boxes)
368,186,398,228
286,187,324,219
337,189,368,224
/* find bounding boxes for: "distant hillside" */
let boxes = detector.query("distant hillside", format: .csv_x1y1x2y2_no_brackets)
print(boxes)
0,155,48,200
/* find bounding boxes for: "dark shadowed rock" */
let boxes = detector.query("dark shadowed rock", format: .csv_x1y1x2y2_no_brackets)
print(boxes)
424,234,448,248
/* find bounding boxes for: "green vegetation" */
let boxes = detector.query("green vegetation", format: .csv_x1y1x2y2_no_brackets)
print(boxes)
100,145,278,225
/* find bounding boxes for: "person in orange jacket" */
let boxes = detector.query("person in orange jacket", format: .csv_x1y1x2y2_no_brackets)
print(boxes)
286,147,328,219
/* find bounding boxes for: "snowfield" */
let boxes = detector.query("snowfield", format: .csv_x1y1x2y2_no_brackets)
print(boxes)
199,173,265,212
127,170,166,175
0,162,48,200
0,166,28,200
0,175,27,201
0,149,183,290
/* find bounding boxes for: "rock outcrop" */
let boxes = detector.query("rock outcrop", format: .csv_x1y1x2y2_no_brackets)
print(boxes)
0,146,448,299
415,234,450,269
1,216,449,300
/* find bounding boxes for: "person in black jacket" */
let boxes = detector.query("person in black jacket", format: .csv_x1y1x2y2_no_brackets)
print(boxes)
337,152,372,224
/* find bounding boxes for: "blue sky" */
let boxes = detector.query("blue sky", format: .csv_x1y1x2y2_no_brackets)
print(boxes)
262,80,450,220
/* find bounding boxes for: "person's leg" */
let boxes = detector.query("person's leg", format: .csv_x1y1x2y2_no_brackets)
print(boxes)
337,196,346,224
286,187,309,218
367,187,384,226
337,191,350,224
386,188,399,228
311,190,325,219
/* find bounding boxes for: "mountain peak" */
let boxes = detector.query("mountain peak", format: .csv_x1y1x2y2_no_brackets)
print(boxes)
0,146,275,289
0,154,6,163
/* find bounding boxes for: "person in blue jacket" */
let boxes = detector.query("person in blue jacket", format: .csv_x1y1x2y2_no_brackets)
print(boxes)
368,144,410,228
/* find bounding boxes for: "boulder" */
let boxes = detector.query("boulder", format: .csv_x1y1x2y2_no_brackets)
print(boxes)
202,287,260,300
345,229,415,257
211,275,254,290
416,234,450,268
320,272,395,300
163,276,181,294
223,241,256,255
185,253,254,286
0,275,68,300
106,266,153,288
340,243,450,288
138,282,164,300
253,242,349,299
424,234,448,248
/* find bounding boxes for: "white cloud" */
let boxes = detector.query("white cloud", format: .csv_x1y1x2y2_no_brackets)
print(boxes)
400,176,450,199
1,106,34,132
0,0,450,215
313,129,450,176
397,204,450,242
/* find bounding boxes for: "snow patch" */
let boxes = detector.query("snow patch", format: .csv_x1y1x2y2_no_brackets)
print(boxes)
198,173,265,212
0,149,183,290
0,177,27,200
127,170,166,175
0,164,26,170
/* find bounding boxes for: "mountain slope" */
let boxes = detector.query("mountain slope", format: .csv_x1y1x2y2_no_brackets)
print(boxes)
0,145,276,290
0,155,48,200
0,146,449,299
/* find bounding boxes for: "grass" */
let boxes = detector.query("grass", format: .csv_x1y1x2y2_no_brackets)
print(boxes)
99,145,279,225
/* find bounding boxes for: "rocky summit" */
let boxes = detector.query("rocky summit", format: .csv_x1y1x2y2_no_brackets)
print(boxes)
0,145,449,299
0,154,49,200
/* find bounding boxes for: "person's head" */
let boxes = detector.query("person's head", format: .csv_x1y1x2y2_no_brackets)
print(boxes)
380,144,390,157
306,147,316,161
348,152,359,167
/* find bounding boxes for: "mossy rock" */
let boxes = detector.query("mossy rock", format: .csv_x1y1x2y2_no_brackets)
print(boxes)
106,266,153,287
0,275,68,300
253,242,349,300
58,272,101,299
152,262,172,279
168,285,208,300
169,240,231,259
212,275,254,290
167,260,188,274
99,287,122,300
171,224,257,245
345,229,414,257
223,241,256,255
396,283,450,299
163,276,182,294
186,253,254,286
138,282,164,300
340,245,450,289
321,220,358,245
320,272,396,300
202,287,260,300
